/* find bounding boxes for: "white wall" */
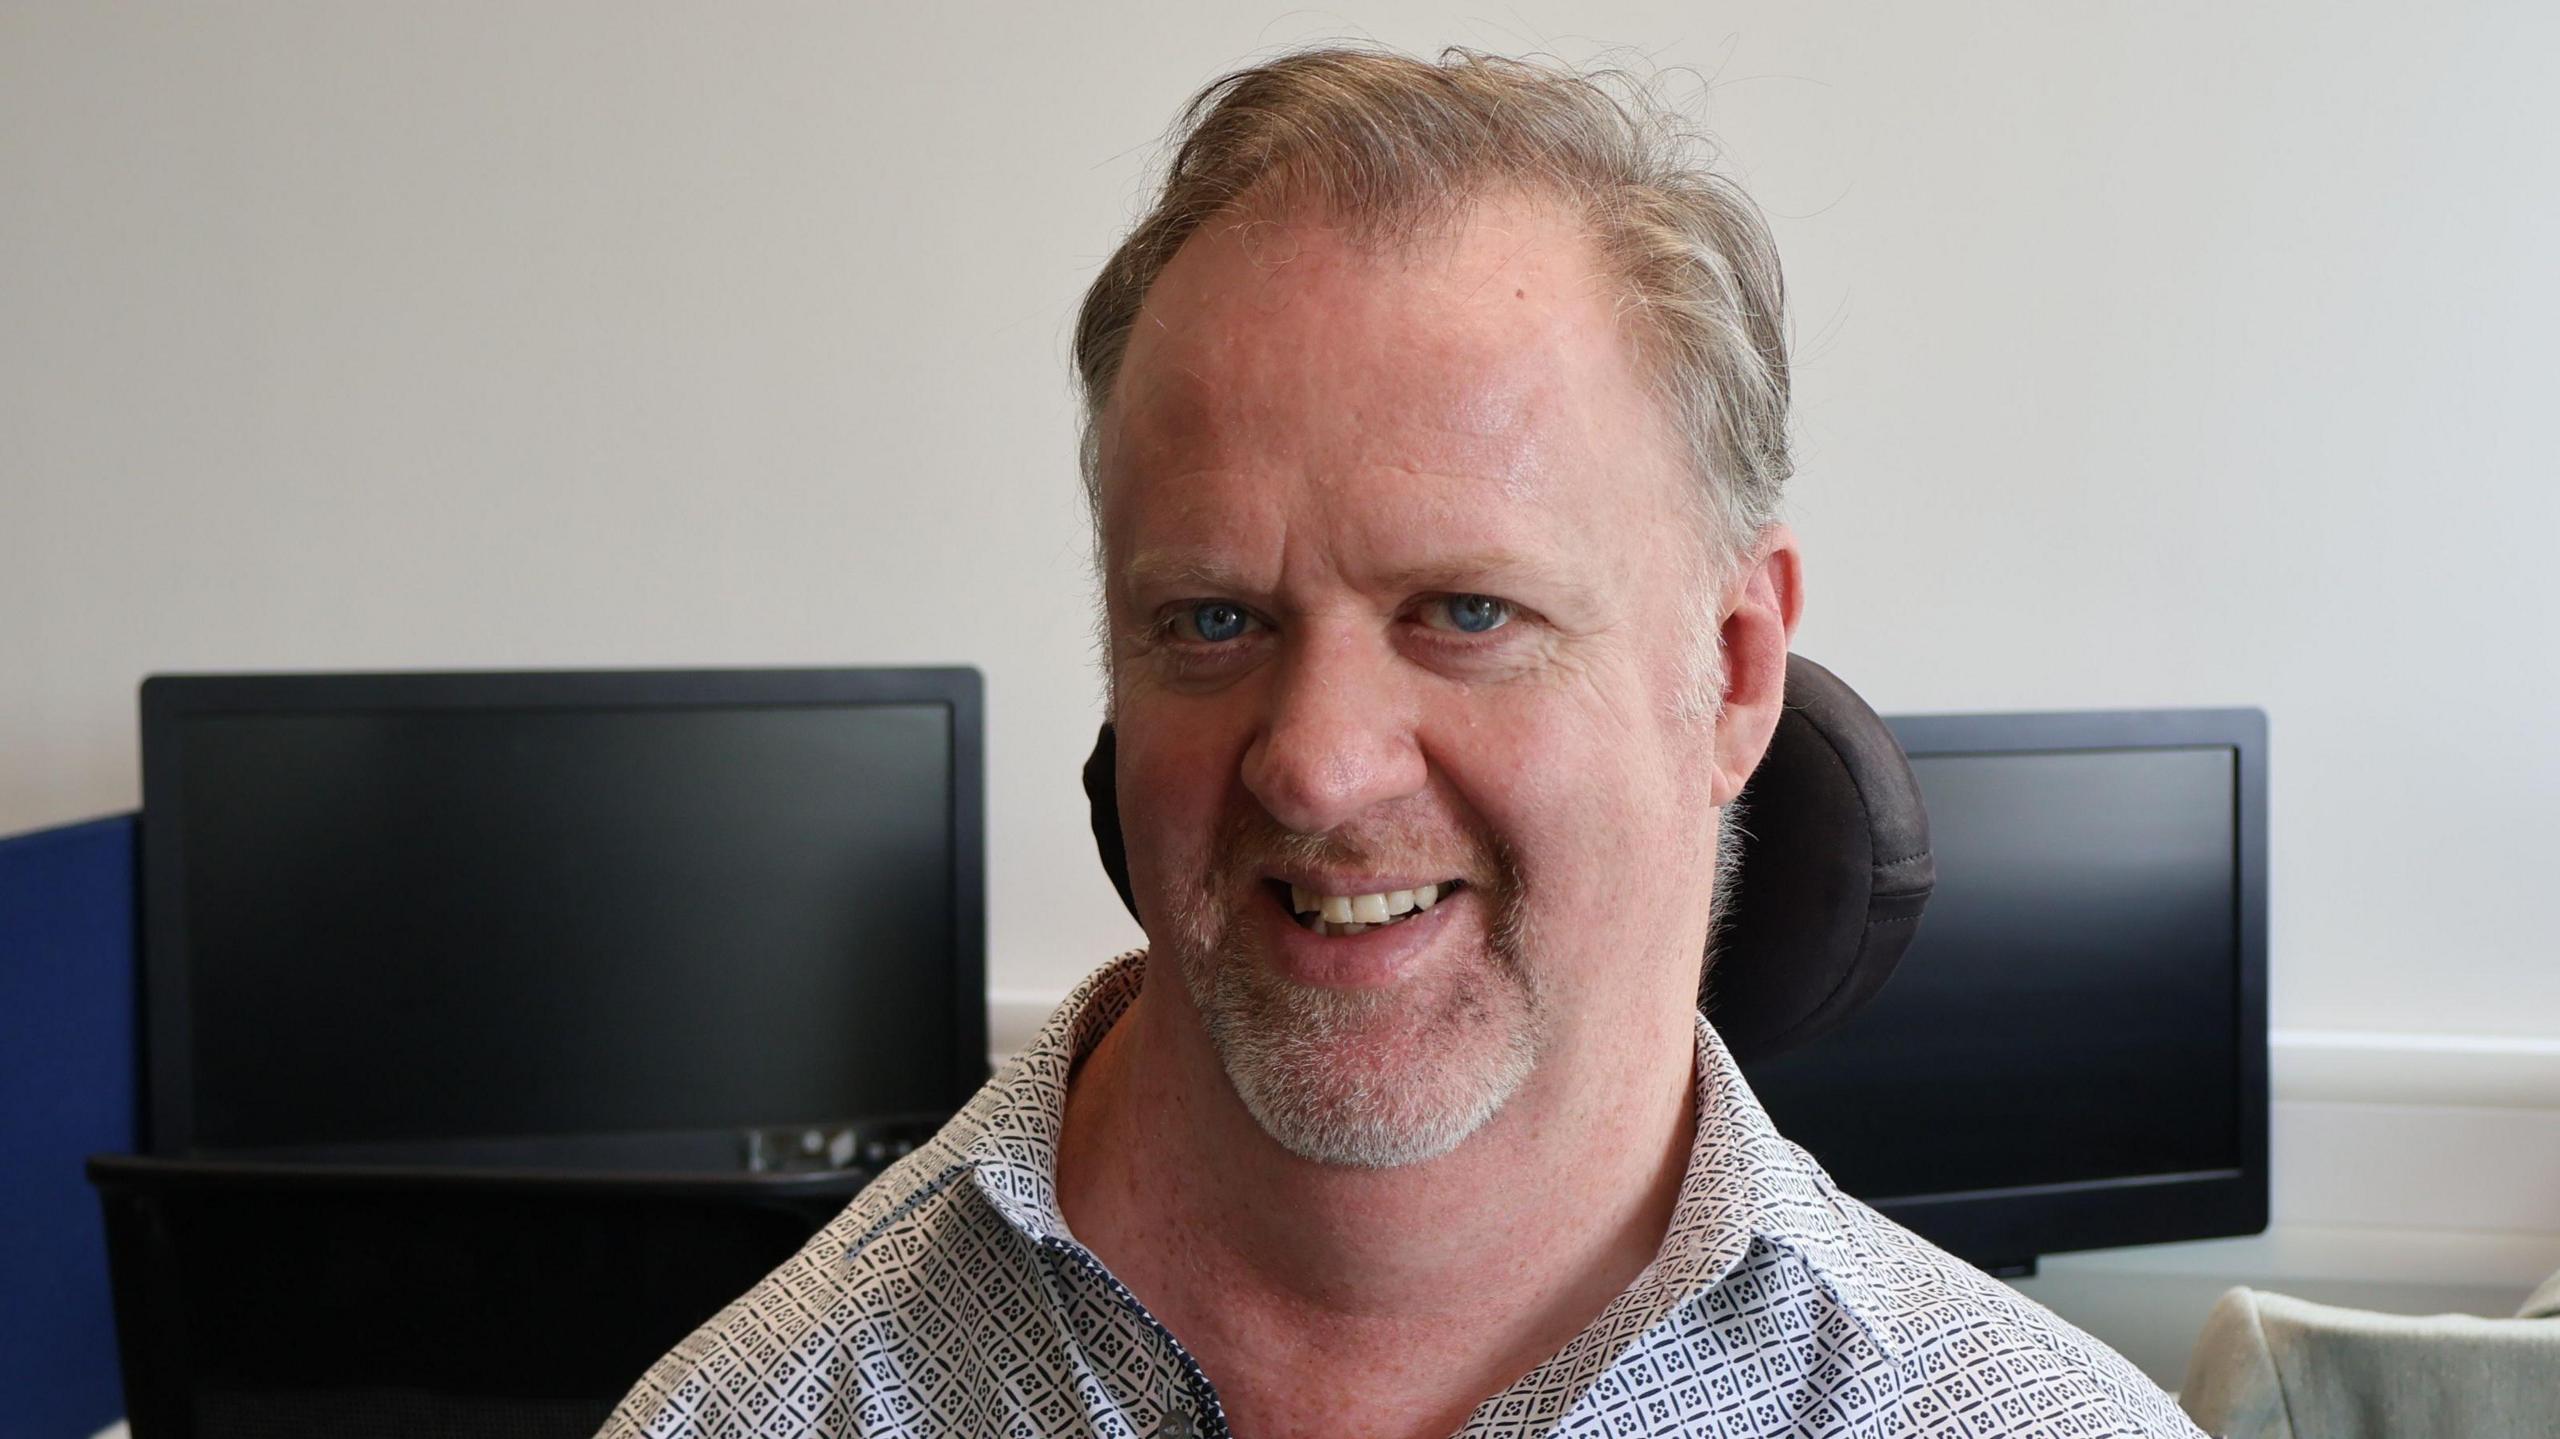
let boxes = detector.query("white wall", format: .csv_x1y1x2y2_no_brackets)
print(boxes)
9,0,2557,1385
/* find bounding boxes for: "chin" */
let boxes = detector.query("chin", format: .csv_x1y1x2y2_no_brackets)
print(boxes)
1172,906,1547,1170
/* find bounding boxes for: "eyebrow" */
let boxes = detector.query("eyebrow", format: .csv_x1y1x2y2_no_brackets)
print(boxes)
1118,547,1595,610
1118,551,1238,597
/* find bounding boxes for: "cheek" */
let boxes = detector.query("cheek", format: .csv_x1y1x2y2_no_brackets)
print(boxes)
1441,685,1700,926
1113,700,1249,920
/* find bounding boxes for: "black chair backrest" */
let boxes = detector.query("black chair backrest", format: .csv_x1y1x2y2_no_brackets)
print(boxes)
1083,652,1932,1064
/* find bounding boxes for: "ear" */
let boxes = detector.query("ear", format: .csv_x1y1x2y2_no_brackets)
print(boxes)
1708,525,1804,808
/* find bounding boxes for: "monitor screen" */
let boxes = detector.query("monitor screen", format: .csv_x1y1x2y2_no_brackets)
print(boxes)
141,670,985,1164
1746,741,2247,1211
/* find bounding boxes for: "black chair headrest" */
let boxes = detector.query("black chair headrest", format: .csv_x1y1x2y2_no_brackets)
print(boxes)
1702,654,1932,1062
1080,652,1931,1064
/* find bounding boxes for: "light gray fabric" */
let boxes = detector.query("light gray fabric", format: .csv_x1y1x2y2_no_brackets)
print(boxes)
605,950,2200,1437
2179,1283,2560,1439
2517,1268,2560,1321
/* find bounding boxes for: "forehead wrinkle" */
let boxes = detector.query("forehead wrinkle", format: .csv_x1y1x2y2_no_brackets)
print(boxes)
1113,500,1306,607
1113,375,1559,518
1125,332,1578,497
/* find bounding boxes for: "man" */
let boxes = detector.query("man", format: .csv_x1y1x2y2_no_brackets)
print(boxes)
604,48,2201,1438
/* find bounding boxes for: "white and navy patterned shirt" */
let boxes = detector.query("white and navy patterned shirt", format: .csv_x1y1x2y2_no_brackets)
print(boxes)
602,952,2203,1438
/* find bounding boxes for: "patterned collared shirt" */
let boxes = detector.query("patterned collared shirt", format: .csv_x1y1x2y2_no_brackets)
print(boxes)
603,953,2203,1438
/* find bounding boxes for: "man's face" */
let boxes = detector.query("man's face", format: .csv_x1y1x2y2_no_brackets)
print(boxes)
1096,191,1739,1167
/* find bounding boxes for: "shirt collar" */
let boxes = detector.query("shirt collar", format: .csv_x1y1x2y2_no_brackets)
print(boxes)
1651,993,1905,1362
950,949,1901,1364
948,951,1144,1244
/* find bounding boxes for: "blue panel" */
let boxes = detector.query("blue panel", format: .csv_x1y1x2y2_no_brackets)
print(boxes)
0,814,138,1437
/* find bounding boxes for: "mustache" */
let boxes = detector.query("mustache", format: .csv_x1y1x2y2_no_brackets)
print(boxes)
1180,803,1539,990
1202,804,1509,891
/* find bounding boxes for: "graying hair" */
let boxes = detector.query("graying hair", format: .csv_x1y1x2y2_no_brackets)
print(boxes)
1071,45,1794,614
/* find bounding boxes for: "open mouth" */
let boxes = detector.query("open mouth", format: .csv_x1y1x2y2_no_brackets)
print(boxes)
1267,879,1466,938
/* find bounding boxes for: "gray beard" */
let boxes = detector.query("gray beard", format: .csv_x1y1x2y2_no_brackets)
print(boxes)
1168,861,1548,1170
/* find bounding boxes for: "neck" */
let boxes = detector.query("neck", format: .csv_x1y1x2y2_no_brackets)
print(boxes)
1056,959,1698,1436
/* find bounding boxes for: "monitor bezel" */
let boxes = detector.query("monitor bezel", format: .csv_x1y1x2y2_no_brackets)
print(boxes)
138,666,988,1159
1847,706,2272,1267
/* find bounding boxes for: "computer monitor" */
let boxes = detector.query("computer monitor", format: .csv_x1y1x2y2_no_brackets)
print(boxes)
1741,708,2268,1272
138,668,985,1170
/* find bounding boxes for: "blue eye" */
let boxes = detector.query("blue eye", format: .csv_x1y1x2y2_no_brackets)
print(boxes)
1431,594,1511,635
1186,601,1252,643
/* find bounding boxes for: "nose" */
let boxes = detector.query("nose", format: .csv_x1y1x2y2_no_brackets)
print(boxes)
1240,622,1428,836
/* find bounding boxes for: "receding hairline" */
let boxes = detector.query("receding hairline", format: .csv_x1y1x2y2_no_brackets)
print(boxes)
1089,169,1666,442
1074,47,1791,561
1093,179,1646,454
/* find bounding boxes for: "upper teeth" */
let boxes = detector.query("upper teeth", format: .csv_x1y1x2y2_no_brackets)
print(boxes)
1292,883,1441,922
